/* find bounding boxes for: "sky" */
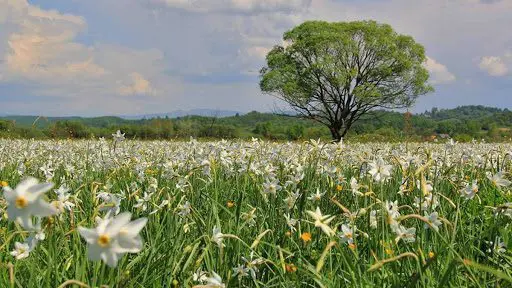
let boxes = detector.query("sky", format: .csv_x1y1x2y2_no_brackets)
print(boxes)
0,0,511,116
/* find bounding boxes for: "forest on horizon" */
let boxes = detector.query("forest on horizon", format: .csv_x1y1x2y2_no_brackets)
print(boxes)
1,105,511,142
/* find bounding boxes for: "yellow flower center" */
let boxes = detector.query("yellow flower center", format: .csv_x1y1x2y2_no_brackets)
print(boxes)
97,234,111,247
15,196,28,209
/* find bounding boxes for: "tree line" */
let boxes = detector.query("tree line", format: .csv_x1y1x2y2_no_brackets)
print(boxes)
1,106,511,142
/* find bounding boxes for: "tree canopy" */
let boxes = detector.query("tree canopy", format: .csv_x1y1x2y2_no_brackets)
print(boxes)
260,20,433,140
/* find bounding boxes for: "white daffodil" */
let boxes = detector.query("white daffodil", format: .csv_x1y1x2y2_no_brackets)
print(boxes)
500,203,512,219
212,226,225,248
306,207,335,236
232,264,250,279
241,251,265,280
205,271,225,288
283,190,300,210
54,185,75,212
17,162,26,176
284,213,298,232
393,225,416,243
10,242,30,260
338,224,355,244
177,201,192,217
307,188,325,202
117,217,148,253
241,208,257,227
133,191,153,212
192,269,208,284
97,192,122,216
414,194,439,211
370,210,377,229
112,130,125,142
33,217,46,241
262,178,281,197
368,157,392,183
424,212,442,232
350,177,363,196
487,237,506,254
3,177,59,229
149,199,169,215
78,212,147,267
11,234,39,260
384,200,400,222
487,171,511,188
461,180,478,200
39,164,54,181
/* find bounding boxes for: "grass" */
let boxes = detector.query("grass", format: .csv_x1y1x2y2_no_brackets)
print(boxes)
0,138,511,287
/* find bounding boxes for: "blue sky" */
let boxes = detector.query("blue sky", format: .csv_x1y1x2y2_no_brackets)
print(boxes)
0,0,511,116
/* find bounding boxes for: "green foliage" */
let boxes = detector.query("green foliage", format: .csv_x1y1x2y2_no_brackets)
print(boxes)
49,121,91,138
1,106,512,142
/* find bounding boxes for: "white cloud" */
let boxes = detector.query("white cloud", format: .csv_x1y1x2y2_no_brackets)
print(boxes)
424,56,456,84
0,0,176,100
478,56,509,76
118,73,156,96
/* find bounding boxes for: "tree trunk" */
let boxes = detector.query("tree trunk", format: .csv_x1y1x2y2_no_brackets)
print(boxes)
329,126,342,142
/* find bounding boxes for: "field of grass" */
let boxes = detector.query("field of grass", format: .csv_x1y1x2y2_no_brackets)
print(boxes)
0,138,511,287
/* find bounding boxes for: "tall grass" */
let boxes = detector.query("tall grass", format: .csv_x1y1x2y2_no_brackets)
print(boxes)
0,138,511,287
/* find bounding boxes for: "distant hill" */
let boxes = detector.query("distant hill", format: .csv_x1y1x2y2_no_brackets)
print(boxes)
420,105,509,120
121,109,241,119
0,109,241,128
0,115,131,129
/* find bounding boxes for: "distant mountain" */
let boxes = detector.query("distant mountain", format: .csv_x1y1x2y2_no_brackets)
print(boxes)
121,109,241,119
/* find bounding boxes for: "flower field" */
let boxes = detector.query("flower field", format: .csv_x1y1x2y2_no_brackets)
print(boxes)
0,137,511,287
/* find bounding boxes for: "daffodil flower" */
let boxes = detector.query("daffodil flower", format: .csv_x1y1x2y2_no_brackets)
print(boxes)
78,212,147,267
424,212,442,232
306,207,335,236
487,171,511,188
212,225,225,248
112,130,125,142
368,157,392,183
3,177,59,229
10,242,30,260
205,271,225,288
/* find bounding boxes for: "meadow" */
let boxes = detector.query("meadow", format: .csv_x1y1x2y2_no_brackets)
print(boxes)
0,136,511,287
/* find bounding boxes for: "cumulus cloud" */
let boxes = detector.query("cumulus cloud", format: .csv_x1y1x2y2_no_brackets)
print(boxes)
478,56,509,76
118,73,156,96
0,0,175,100
424,57,456,84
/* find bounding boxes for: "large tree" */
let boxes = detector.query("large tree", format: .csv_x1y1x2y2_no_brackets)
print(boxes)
260,20,433,141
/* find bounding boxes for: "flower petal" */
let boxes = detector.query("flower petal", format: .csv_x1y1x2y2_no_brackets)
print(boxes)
78,227,98,244
106,212,132,237
31,199,59,217
25,183,54,202
101,250,119,268
123,218,147,237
